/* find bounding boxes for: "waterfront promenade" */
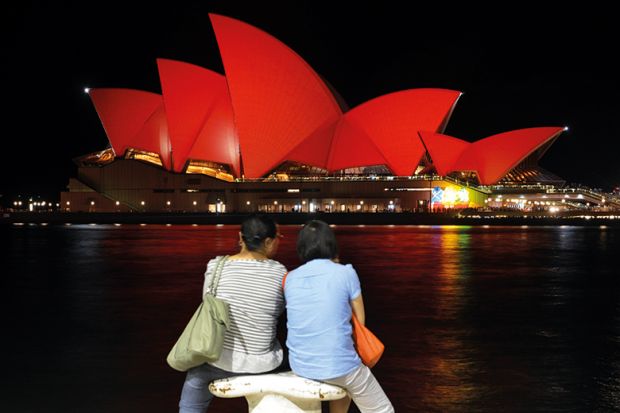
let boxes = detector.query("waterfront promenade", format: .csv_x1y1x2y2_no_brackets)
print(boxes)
2,211,619,226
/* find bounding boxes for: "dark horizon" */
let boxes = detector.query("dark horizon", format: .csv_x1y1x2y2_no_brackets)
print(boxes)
2,2,619,202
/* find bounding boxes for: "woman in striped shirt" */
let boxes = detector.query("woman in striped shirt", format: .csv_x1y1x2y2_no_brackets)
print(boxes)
179,215,287,413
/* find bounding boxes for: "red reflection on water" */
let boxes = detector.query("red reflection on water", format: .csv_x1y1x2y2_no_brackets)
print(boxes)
8,224,614,412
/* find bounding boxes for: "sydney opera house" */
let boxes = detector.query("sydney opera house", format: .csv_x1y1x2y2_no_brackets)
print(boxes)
61,14,579,214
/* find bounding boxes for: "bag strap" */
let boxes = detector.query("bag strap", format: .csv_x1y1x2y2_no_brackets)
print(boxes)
209,255,228,295
281,272,288,291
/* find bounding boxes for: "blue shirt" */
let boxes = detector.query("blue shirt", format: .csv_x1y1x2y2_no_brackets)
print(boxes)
284,259,362,380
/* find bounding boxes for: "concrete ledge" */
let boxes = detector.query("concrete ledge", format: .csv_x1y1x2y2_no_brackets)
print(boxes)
209,371,346,413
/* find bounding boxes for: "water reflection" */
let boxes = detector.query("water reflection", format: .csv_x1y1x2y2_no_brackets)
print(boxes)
1,224,618,412
418,228,480,411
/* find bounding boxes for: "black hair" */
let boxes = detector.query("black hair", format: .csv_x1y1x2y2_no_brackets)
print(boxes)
241,214,277,251
297,220,338,264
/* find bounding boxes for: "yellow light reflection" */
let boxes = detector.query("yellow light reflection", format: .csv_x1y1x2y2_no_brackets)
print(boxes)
420,228,479,408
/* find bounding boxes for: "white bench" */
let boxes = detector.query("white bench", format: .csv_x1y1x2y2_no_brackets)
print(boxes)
209,371,347,413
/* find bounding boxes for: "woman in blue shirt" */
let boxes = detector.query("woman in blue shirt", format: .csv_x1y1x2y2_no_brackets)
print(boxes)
284,220,394,413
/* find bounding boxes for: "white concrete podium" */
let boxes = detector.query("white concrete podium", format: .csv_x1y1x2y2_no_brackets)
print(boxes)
209,371,347,413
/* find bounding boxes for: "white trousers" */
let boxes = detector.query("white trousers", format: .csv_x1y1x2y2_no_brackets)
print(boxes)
324,364,394,413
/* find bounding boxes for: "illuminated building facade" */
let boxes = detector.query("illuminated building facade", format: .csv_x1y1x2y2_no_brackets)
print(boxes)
61,14,577,213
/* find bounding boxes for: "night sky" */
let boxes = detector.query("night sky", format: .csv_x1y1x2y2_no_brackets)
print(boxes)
2,1,619,202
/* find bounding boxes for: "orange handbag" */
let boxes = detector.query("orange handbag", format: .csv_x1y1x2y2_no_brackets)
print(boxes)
351,313,385,368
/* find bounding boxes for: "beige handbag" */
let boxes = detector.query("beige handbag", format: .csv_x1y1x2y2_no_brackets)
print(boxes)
167,256,230,372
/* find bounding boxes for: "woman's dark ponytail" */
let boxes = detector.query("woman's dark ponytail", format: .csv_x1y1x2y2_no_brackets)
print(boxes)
241,214,277,251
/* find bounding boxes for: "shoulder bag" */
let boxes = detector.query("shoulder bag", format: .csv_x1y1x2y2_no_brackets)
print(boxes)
167,255,230,372
351,313,385,368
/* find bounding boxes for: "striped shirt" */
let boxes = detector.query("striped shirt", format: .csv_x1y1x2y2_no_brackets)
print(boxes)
203,256,287,373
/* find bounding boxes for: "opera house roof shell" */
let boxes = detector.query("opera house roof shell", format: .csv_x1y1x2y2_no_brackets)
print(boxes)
87,13,565,186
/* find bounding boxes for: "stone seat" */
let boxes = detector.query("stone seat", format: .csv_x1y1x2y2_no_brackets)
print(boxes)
209,371,347,413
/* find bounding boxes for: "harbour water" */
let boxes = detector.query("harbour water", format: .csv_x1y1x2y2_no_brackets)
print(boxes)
1,224,618,412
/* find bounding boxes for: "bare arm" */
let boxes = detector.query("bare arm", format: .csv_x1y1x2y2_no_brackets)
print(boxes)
351,293,365,325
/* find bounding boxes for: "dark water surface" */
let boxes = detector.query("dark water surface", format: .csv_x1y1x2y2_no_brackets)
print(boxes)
2,224,619,412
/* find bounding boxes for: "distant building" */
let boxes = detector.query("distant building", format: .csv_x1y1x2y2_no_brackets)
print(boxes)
62,13,586,213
